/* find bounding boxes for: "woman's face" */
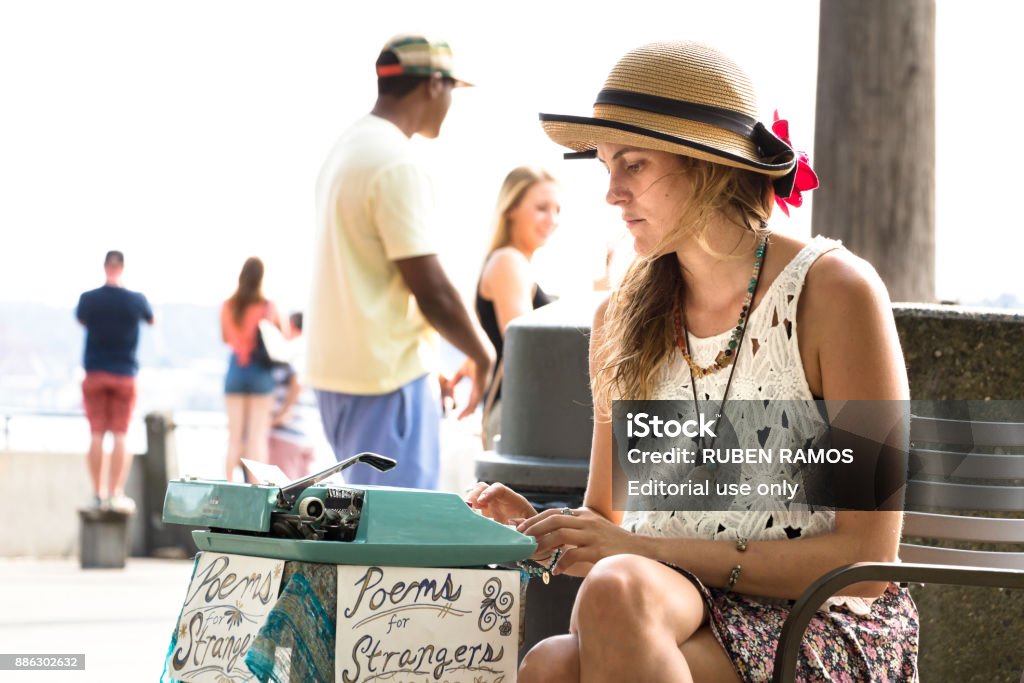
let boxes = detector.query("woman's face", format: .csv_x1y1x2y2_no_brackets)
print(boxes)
597,143,690,255
508,180,561,253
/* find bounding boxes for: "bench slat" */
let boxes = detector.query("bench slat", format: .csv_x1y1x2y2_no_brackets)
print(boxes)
905,480,1024,512
899,543,1024,571
911,415,1024,448
903,511,1024,544
908,448,1024,480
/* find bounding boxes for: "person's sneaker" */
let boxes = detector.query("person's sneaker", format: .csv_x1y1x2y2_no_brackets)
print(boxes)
106,495,136,514
90,495,104,509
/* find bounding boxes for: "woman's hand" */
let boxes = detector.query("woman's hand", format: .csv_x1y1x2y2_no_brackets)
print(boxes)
464,482,536,525
517,507,636,575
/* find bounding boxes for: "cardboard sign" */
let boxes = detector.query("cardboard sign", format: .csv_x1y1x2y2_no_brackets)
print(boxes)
336,566,520,683
167,552,285,682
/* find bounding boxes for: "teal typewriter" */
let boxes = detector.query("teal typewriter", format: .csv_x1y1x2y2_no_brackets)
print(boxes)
162,453,537,567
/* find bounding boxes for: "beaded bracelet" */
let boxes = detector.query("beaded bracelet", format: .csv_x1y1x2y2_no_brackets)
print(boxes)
517,548,562,585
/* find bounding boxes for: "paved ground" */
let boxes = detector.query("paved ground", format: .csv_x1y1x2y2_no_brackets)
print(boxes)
0,557,195,682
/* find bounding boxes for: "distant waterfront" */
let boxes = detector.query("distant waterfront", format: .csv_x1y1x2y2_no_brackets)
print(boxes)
0,409,310,480
0,406,480,494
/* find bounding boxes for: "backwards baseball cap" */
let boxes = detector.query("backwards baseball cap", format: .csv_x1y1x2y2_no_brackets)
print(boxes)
376,34,473,87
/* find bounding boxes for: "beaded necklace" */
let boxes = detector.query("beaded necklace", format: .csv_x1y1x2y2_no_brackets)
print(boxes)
675,235,768,460
673,236,767,378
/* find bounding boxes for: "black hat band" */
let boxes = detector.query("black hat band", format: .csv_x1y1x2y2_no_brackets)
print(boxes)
545,89,798,199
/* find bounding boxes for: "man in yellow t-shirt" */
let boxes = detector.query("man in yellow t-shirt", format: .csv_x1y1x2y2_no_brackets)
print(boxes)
305,35,493,489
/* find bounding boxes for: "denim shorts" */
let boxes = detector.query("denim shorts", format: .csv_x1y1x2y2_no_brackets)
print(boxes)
224,353,276,395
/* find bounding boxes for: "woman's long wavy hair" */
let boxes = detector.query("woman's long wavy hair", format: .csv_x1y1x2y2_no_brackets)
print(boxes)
592,156,774,416
486,166,558,255
228,257,266,325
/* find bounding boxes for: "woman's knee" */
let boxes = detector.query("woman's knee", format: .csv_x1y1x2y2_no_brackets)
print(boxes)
575,555,660,621
518,634,579,683
574,555,703,635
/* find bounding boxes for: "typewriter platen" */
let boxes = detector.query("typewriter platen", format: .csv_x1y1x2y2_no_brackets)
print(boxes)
162,452,537,567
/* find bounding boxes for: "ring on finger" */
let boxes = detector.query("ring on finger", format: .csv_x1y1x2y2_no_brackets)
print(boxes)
560,507,576,516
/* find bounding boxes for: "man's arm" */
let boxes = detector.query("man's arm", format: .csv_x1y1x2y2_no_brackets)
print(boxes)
140,294,155,325
395,254,494,417
75,293,87,325
273,372,302,427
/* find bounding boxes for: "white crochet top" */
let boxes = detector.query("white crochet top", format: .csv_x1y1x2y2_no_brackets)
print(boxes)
620,236,873,612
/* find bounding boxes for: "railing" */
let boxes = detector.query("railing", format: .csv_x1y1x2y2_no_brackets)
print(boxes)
0,408,116,452
0,408,231,480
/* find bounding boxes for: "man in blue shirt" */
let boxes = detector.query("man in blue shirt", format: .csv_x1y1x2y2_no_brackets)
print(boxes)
76,251,154,511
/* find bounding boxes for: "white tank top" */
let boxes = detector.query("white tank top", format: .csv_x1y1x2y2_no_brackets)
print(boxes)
622,235,842,542
620,235,879,612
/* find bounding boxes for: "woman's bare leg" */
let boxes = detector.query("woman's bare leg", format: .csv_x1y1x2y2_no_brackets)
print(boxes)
573,555,707,683
243,393,275,464
680,627,741,682
518,634,580,683
225,394,246,480
518,558,740,683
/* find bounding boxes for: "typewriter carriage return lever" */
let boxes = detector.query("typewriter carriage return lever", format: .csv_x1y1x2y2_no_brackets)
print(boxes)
277,451,395,509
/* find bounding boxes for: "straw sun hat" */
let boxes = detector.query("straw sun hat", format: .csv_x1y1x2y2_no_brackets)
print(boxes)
539,41,798,198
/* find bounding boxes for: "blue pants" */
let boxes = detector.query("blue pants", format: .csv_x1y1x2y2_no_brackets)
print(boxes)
315,374,440,490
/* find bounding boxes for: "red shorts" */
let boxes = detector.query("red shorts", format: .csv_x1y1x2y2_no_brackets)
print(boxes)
82,371,137,434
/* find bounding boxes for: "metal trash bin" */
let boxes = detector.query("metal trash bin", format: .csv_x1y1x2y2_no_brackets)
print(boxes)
474,296,600,658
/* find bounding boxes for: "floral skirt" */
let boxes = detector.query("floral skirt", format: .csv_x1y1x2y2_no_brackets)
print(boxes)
672,568,919,682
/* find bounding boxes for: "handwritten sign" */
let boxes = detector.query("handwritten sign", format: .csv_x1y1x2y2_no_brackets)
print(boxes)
336,566,520,683
167,552,284,682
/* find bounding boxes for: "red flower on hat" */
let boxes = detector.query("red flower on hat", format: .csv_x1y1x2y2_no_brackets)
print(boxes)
772,110,819,216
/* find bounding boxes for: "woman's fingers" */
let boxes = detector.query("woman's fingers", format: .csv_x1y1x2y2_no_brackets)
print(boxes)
516,506,587,535
532,526,577,556
551,546,597,575
516,509,629,573
464,481,536,523
474,482,512,506
464,481,489,506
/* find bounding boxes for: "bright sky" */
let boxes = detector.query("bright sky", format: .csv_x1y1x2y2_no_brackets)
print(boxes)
0,1,1020,311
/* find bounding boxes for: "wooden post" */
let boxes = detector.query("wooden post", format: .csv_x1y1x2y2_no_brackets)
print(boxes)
813,0,936,302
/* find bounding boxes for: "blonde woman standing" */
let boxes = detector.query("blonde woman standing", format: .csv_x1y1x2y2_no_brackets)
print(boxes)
474,167,561,448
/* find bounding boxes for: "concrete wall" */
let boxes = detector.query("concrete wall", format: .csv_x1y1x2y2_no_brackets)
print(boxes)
0,449,151,559
897,303,1024,400
0,450,97,557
